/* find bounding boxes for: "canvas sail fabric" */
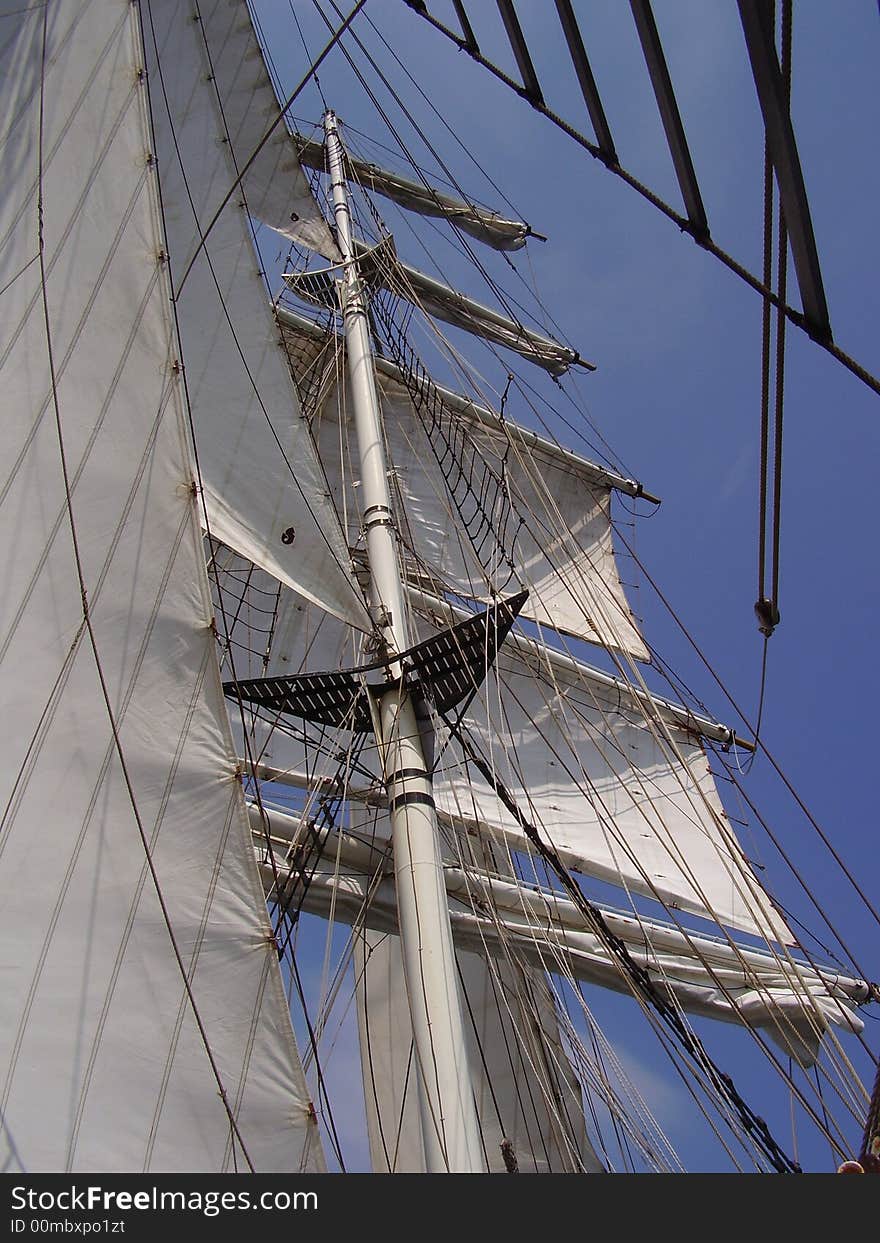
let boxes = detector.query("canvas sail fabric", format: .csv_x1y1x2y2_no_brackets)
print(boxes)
376,251,588,376
283,326,647,659
282,239,585,376
195,1,339,258
432,636,794,945
355,930,604,1172
143,0,369,632
0,0,323,1172
360,241,586,377
295,133,530,251
222,567,778,943
256,805,866,1067
319,805,601,1173
439,870,865,1067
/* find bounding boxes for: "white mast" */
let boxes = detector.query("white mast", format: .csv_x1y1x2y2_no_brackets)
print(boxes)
323,110,485,1172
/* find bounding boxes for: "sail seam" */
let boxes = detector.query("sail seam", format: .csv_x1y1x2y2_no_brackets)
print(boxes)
19,2,259,1172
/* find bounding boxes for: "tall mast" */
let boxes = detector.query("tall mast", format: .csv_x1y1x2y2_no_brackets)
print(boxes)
323,110,485,1173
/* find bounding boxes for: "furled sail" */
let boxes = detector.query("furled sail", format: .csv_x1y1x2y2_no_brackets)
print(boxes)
0,0,322,1171
143,1,369,630
284,237,589,376
278,310,647,659
294,134,530,251
375,249,591,376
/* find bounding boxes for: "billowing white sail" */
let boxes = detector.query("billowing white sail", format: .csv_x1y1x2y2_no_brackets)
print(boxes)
278,312,647,658
143,1,369,630
431,632,793,944
0,0,322,1172
197,2,339,257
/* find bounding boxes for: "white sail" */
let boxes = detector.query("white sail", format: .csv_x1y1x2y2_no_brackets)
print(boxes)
2,0,872,1181
355,931,603,1172
230,574,778,943
255,805,865,1067
344,803,599,1173
284,237,588,375
197,2,339,257
278,313,647,658
143,1,369,630
432,633,793,944
376,250,590,375
0,0,322,1172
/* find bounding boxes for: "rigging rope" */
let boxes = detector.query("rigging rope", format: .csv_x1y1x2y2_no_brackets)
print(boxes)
370,287,522,592
755,0,790,641
440,710,803,1172
400,1,880,403
615,522,880,942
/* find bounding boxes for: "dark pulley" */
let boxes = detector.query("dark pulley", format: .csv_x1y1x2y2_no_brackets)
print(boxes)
754,597,780,636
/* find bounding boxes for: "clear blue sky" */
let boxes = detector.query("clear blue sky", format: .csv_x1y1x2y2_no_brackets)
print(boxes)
254,0,880,1174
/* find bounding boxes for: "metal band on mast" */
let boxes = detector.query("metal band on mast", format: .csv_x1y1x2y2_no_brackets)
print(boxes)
323,109,485,1172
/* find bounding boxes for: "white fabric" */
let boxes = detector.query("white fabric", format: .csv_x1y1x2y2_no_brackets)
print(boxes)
432,639,794,944
224,576,777,943
199,3,339,258
342,809,600,1172
0,0,323,1172
306,366,648,658
355,931,603,1171
144,2,369,631
364,247,585,376
258,813,863,1068
283,243,583,374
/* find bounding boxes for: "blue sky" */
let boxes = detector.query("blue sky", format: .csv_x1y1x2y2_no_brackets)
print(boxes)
254,0,880,1173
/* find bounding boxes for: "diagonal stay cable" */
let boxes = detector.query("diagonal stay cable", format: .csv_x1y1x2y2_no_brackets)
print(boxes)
438,709,802,1173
